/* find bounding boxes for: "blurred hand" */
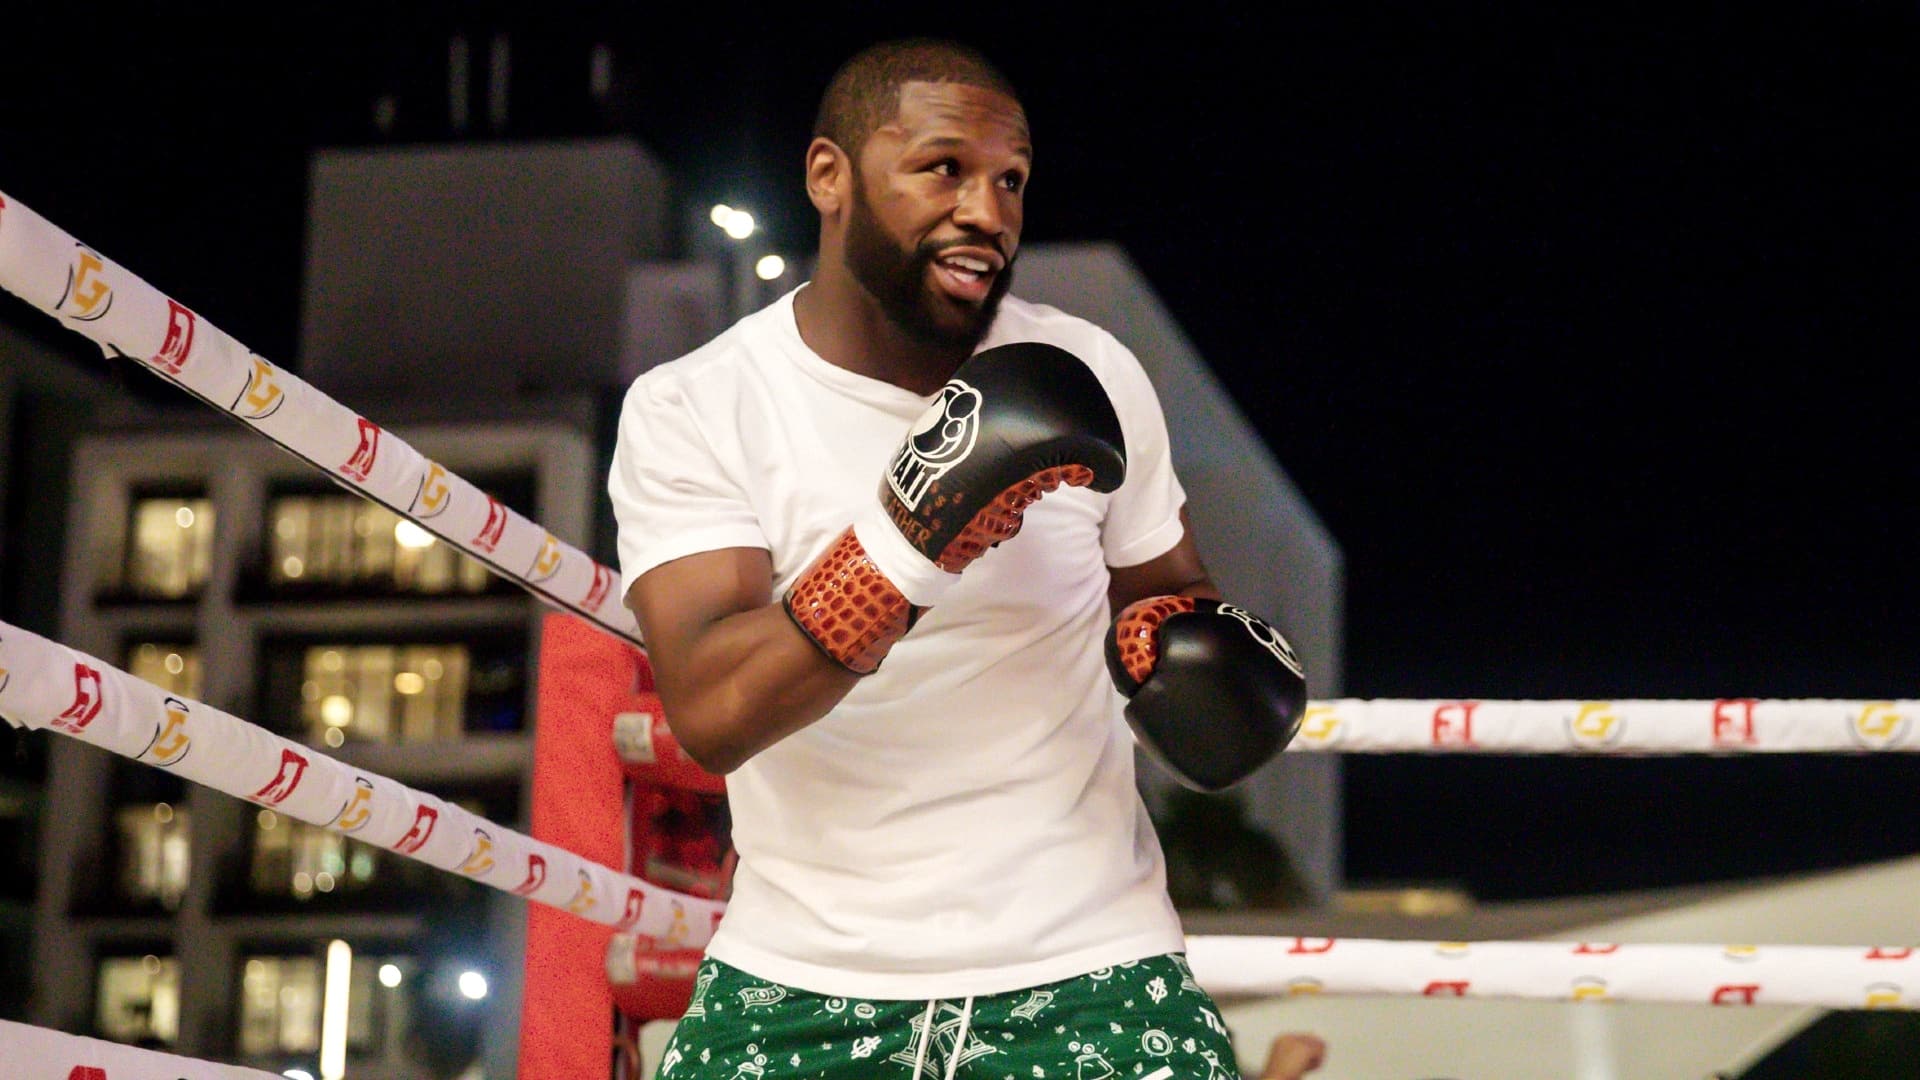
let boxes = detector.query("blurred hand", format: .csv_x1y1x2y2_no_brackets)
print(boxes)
1259,1032,1328,1079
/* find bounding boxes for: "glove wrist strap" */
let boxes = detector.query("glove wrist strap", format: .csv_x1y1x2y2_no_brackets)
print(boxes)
851,503,961,606
784,527,919,675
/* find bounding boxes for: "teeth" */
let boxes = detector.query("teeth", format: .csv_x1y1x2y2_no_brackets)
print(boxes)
942,255,992,273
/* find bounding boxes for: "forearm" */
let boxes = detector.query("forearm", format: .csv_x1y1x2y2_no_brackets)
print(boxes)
656,603,860,774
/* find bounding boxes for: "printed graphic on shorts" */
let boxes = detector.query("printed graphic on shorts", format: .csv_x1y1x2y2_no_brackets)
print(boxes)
684,964,719,1019
654,955,1235,1079
889,1001,998,1077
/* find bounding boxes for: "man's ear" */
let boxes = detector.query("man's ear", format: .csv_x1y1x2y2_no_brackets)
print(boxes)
805,137,850,219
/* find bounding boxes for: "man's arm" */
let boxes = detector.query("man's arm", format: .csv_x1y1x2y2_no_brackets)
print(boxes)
1104,505,1308,791
1107,506,1221,613
625,548,859,775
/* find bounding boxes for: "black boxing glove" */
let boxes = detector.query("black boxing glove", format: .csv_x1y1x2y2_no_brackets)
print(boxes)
1107,596,1308,791
786,342,1127,673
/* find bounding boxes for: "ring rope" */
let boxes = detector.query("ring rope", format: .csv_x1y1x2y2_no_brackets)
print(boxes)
1184,936,1920,1011
0,617,724,946
0,189,642,647
0,1018,285,1080
1289,698,1920,754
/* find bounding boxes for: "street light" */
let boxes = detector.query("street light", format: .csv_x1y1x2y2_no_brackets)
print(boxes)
709,203,755,241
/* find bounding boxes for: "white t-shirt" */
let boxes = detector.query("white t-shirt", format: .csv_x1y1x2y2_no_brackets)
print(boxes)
608,287,1190,999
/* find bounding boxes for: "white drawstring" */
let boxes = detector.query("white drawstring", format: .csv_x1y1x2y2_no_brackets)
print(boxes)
941,995,976,1080
908,998,938,1080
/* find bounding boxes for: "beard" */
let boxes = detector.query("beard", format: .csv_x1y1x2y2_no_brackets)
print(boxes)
845,175,1014,352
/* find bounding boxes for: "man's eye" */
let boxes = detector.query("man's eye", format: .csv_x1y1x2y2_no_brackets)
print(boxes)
1001,173,1026,193
930,159,959,177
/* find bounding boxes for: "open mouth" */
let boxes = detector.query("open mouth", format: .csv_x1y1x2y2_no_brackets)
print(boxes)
930,252,997,304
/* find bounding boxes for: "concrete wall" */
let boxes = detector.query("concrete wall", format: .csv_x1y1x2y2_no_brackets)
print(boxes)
299,138,673,398
1013,244,1347,903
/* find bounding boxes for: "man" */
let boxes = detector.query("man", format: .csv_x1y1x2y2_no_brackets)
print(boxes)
610,37,1305,1079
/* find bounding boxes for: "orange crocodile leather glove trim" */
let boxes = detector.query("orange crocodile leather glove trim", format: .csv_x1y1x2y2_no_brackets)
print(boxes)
784,527,915,675
935,464,1098,572
1112,595,1197,688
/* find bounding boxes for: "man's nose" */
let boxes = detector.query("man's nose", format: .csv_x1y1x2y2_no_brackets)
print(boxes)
951,177,1008,237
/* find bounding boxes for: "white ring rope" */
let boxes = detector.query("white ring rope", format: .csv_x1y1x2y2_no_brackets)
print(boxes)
0,189,641,647
1,185,1913,1059
0,1018,285,1080
1184,936,1920,1011
1289,698,1920,754
0,618,724,946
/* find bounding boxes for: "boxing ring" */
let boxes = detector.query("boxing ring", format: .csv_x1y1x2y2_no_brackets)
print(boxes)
0,189,1914,1078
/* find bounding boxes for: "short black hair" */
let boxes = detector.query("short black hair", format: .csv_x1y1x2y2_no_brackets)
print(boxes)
813,38,1022,156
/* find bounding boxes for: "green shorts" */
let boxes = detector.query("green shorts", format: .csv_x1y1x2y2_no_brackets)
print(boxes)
655,953,1242,1080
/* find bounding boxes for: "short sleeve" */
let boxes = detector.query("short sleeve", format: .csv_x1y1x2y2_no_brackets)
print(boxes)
607,371,768,597
1094,336,1188,568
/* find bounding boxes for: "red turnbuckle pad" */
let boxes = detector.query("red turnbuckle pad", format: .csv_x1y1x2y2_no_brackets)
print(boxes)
785,527,914,674
1112,595,1197,688
936,464,1097,572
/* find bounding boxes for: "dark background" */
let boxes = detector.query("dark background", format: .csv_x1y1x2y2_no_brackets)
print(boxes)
2,2,1914,901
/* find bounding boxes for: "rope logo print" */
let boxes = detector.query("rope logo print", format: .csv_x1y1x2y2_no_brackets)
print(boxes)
1850,702,1911,749
234,356,286,419
886,380,981,510
141,696,193,766
58,247,112,321
1567,702,1625,748
151,300,196,375
52,664,104,734
1216,603,1304,678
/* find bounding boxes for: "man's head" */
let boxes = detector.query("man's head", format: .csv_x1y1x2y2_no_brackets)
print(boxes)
807,39,1031,351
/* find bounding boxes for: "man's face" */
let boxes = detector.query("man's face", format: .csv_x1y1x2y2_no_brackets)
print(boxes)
844,80,1031,350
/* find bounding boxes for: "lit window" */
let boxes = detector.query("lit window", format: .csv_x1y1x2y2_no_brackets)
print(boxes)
126,643,203,698
251,810,373,901
114,803,191,911
95,953,179,1046
125,497,214,598
238,954,322,1057
300,644,471,746
267,495,491,595
239,950,414,1060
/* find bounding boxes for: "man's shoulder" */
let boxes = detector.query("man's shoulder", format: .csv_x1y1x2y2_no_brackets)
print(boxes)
992,295,1138,374
993,294,1118,346
627,302,788,402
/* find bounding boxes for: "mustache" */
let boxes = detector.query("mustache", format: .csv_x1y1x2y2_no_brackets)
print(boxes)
918,233,1012,266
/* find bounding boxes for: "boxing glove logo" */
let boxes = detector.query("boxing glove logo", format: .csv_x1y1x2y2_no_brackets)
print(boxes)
1218,603,1305,679
886,381,982,511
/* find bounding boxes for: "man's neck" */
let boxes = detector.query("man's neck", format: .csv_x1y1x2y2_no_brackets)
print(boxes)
793,272,970,397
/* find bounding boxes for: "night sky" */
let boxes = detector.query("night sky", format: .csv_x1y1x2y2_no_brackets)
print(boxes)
3,3,1915,901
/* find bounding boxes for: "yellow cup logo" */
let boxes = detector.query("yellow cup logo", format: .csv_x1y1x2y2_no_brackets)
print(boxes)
414,463,451,518
1851,702,1910,749
530,534,563,581
1284,978,1324,997
236,356,286,419
332,779,375,832
1723,945,1759,962
62,250,113,320
1864,982,1904,1009
146,698,192,766
1568,702,1623,747
1571,977,1610,1002
566,870,597,915
1435,942,1472,957
458,829,496,877
1297,704,1341,746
